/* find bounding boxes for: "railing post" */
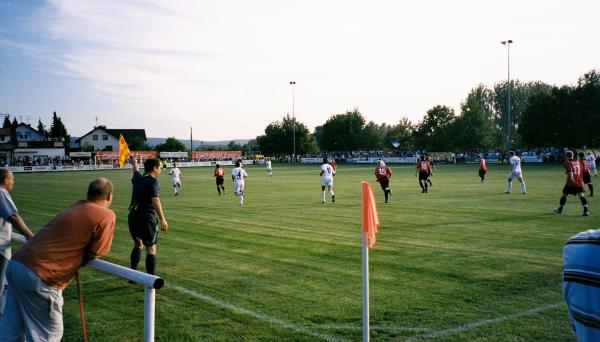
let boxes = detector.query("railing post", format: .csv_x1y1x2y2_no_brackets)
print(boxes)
144,286,156,342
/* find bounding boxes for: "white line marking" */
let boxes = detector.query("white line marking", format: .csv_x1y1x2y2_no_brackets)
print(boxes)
167,284,344,342
318,323,433,333
407,302,564,341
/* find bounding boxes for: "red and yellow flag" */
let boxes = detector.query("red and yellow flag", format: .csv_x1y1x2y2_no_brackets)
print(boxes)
361,181,379,248
118,134,131,167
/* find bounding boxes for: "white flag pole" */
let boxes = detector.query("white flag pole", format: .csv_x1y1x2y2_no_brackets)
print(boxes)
362,232,370,342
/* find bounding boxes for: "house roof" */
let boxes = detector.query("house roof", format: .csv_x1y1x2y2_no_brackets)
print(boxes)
76,126,147,143
15,123,39,133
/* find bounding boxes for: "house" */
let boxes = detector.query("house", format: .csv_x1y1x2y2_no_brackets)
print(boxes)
77,126,147,151
0,128,11,165
15,123,44,141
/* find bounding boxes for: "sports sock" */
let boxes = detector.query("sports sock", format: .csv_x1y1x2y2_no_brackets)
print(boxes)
505,181,512,193
560,197,567,206
580,197,588,207
130,247,142,270
217,186,221,195
322,191,325,202
240,192,244,205
425,183,428,192
419,181,424,190
520,182,526,193
145,254,156,275
589,184,594,196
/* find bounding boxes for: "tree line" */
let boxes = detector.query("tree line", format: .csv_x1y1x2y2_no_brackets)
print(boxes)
255,70,600,155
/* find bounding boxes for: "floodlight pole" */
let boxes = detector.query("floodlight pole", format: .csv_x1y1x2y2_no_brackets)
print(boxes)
290,81,296,160
501,40,513,151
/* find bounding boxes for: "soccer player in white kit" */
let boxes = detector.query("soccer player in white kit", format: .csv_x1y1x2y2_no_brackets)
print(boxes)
587,152,597,177
320,157,336,203
265,158,272,177
169,163,182,196
232,160,248,206
504,151,526,194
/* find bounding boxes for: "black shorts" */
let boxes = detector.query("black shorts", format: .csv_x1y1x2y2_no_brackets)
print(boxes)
128,210,159,246
378,178,389,190
583,172,592,184
216,176,224,186
419,171,428,181
479,169,487,177
563,186,585,196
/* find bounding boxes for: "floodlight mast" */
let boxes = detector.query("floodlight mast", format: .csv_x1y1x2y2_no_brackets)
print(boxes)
501,40,513,151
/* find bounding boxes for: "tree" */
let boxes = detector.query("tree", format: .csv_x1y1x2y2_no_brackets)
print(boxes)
37,118,47,138
154,137,187,152
492,81,551,147
413,105,456,151
10,118,18,144
318,108,366,151
50,112,70,145
384,117,415,150
453,93,495,150
256,114,318,155
127,136,151,151
227,140,243,151
2,116,11,129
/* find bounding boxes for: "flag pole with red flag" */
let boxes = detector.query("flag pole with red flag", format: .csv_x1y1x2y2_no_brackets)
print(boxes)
361,181,379,342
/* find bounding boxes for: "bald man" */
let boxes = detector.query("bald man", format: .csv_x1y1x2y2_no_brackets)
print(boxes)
0,178,116,341
0,169,33,322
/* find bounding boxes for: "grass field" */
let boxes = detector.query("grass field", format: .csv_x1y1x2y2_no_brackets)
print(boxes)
10,163,600,341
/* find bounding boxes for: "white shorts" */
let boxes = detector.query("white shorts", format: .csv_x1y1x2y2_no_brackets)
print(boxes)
172,179,181,186
321,176,333,187
508,171,522,180
234,181,245,192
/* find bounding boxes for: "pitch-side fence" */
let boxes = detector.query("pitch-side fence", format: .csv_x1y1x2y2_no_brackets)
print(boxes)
12,233,164,342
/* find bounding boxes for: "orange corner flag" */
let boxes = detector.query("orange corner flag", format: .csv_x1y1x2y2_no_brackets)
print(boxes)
118,134,131,167
361,181,379,248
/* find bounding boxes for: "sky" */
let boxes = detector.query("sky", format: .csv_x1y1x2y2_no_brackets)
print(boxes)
0,0,598,141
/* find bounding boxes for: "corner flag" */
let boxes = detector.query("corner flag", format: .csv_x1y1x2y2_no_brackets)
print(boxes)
361,181,379,248
361,181,380,342
118,134,131,167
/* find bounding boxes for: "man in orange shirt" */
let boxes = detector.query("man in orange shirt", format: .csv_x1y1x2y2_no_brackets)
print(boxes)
554,151,589,216
0,178,116,341
415,155,431,193
374,160,393,203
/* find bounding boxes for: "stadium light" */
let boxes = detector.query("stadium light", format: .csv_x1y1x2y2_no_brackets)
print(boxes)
501,40,513,150
290,81,296,159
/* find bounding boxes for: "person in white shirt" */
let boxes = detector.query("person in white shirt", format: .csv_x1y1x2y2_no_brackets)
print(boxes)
169,163,182,196
587,152,597,177
505,151,526,194
265,158,272,177
232,161,248,206
320,158,336,204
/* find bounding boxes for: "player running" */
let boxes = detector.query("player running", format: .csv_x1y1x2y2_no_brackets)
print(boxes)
374,160,393,203
416,155,431,193
265,158,273,177
214,164,225,195
169,162,182,196
554,151,589,216
587,152,597,177
579,152,594,197
320,157,336,203
479,154,487,182
232,161,248,206
426,156,435,187
504,151,526,194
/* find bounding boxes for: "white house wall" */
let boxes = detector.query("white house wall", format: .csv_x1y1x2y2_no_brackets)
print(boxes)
79,128,119,151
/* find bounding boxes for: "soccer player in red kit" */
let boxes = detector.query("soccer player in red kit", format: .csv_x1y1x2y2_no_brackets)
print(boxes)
579,151,594,197
479,154,487,182
374,160,393,203
554,151,589,216
415,155,431,193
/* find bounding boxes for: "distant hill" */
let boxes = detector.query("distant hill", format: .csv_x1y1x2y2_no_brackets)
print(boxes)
146,138,249,149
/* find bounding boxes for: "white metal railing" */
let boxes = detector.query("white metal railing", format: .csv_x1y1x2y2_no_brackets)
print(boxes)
11,233,164,341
